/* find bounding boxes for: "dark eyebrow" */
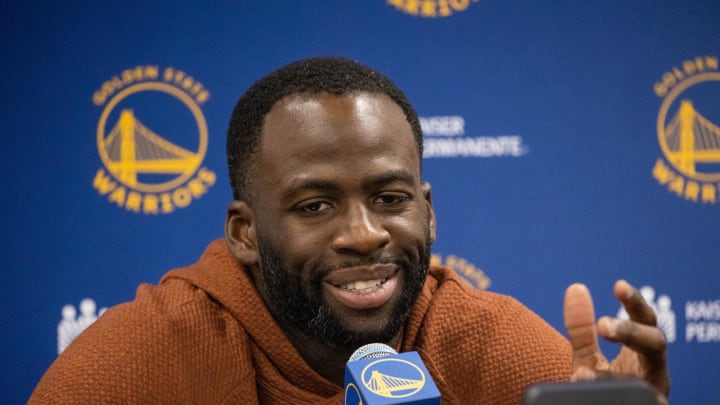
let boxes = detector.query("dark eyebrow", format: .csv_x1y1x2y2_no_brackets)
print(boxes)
281,179,338,199
363,170,417,189
281,171,418,199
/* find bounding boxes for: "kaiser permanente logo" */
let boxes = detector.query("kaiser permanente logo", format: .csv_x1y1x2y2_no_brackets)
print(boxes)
652,56,720,204
387,0,479,18
421,116,527,158
616,286,720,344
92,66,216,214
57,298,107,355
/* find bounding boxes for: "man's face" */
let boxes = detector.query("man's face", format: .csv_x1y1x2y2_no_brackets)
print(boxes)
236,91,436,350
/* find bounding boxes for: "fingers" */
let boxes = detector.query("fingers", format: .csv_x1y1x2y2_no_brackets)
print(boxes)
564,283,607,370
609,280,667,358
614,280,656,326
570,367,631,382
597,316,667,354
570,365,596,382
564,281,670,398
608,280,671,397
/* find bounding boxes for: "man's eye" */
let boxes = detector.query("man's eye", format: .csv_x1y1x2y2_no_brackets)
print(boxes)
375,194,410,205
298,201,331,213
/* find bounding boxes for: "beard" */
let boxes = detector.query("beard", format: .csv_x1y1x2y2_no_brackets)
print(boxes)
256,234,431,352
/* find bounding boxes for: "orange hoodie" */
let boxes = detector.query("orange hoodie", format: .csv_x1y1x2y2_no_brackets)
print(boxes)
30,239,571,404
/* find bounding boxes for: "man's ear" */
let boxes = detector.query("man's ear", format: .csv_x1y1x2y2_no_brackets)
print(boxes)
225,200,259,265
422,181,437,243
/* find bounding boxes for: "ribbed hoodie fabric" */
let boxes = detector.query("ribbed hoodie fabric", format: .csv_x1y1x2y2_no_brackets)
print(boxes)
30,239,571,404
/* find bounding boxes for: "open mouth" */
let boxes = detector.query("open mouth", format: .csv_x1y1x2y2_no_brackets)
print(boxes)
323,265,399,310
335,277,390,292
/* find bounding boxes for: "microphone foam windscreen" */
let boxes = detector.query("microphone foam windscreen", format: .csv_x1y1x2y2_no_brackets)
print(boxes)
348,343,398,361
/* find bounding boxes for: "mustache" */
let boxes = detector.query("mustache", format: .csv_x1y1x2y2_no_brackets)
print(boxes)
309,254,412,283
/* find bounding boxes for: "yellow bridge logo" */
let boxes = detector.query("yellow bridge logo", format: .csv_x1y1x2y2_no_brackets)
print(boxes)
652,56,720,203
102,109,201,188
92,66,216,214
361,358,426,398
660,100,720,180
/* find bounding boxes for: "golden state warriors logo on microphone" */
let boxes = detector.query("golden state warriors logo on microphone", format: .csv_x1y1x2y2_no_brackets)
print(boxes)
92,66,216,214
361,358,427,398
651,56,720,204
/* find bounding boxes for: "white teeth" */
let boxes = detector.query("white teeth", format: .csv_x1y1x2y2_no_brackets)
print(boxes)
341,278,386,291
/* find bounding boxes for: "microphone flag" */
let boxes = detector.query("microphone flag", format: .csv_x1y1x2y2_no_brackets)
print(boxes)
343,343,441,405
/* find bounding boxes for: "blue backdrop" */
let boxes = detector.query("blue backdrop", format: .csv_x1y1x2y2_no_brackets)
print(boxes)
3,1,719,403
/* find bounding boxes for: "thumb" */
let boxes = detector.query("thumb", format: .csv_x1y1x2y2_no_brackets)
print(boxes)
564,283,606,371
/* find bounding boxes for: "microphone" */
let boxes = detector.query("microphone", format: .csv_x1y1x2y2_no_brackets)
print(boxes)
343,343,441,404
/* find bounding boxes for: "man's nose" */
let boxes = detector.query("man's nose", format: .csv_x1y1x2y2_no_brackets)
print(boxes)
331,203,390,255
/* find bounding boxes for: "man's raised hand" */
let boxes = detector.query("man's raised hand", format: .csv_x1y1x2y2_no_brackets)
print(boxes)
563,280,669,403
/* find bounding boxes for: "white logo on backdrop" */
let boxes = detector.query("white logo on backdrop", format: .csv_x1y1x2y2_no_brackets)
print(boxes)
616,286,676,343
57,298,108,354
685,299,720,343
420,115,528,158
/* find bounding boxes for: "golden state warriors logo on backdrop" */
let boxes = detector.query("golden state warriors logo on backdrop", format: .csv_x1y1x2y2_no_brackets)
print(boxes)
652,56,720,203
361,358,426,398
431,253,491,289
387,0,479,18
92,66,216,214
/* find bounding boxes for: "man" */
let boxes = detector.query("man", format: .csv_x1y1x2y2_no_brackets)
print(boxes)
30,57,668,403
